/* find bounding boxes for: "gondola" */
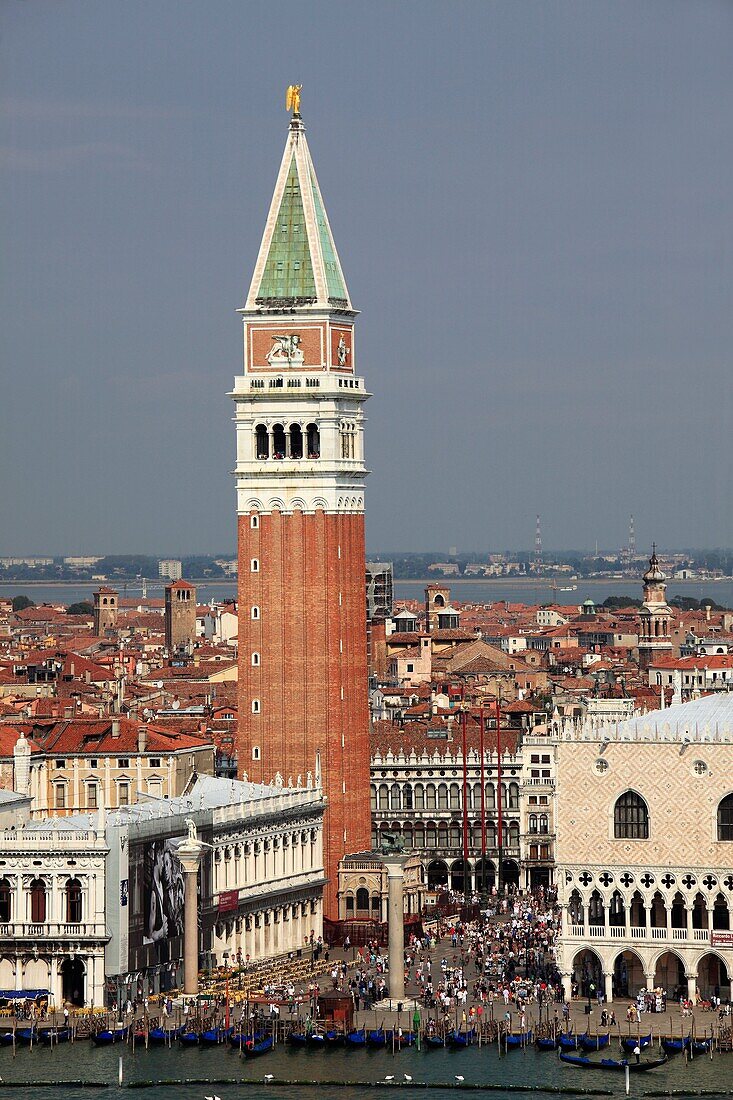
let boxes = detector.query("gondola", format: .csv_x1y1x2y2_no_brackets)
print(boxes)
558,1034,583,1051
244,1034,273,1057
536,1037,558,1051
179,1029,200,1046
690,1039,712,1056
620,1034,652,1052
14,1027,36,1045
148,1025,184,1044
560,1051,668,1072
229,1030,255,1048
505,1031,533,1048
92,1025,128,1045
39,1027,71,1044
661,1036,690,1054
447,1028,475,1048
367,1028,387,1048
201,1025,232,1045
424,1033,445,1048
580,1033,609,1052
345,1028,366,1048
0,1031,15,1046
287,1031,308,1047
306,1031,326,1048
324,1029,344,1047
385,1029,414,1048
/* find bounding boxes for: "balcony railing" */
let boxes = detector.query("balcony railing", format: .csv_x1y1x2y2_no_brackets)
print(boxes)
373,808,520,820
0,921,108,940
567,924,714,945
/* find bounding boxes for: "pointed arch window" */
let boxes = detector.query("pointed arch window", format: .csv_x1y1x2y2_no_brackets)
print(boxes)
717,794,733,841
614,790,649,839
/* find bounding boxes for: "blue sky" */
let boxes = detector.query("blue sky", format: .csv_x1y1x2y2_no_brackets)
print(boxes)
1,1,731,555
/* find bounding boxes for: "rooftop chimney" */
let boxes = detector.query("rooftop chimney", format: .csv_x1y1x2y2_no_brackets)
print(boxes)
137,725,148,754
111,719,121,738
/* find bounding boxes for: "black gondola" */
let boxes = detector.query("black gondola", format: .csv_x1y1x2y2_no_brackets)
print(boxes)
39,1027,71,1044
661,1036,690,1054
560,1051,668,1072
345,1028,366,1048
505,1031,533,1048
92,1025,128,1045
580,1033,609,1051
558,1033,583,1051
244,1034,273,1057
620,1033,652,1052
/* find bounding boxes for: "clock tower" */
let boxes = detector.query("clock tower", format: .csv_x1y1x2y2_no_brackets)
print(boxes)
231,107,371,917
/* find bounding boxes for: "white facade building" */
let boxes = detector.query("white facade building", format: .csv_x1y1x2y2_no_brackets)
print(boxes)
556,694,733,1004
0,797,109,1006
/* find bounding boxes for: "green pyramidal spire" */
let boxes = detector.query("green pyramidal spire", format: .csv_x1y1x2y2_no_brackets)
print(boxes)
245,116,351,311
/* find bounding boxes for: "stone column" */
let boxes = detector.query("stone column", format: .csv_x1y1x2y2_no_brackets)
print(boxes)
561,973,573,1001
686,974,697,1000
604,971,614,1004
177,839,204,996
382,853,408,1004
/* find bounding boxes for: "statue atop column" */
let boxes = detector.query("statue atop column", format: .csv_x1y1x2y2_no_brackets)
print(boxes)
380,830,404,855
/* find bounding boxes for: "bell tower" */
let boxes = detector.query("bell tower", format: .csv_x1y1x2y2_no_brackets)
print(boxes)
231,100,371,916
638,544,673,670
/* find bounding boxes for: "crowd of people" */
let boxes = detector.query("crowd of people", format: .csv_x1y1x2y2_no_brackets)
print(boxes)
332,887,564,1023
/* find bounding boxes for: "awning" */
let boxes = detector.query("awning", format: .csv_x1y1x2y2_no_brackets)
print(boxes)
0,989,49,1000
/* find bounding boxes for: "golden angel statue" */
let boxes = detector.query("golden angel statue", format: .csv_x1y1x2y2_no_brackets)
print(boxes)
286,84,302,115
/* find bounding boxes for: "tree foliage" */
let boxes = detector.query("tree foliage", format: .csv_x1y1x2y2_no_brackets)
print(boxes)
11,595,35,612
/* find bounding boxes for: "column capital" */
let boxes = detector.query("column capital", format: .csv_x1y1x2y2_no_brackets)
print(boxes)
177,840,205,875
380,852,409,877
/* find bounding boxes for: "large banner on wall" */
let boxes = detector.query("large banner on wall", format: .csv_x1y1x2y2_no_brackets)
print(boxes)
143,838,185,945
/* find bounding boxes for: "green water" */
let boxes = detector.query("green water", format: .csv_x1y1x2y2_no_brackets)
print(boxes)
0,1039,730,1100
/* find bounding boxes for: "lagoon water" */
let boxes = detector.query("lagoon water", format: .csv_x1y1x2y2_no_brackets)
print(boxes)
1,577,732,609
0,1038,730,1100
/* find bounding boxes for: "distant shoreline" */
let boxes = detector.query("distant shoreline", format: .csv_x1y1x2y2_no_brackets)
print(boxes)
388,576,729,586
0,575,728,588
0,578,237,588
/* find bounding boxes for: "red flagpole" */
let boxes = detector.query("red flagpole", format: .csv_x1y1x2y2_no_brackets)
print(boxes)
461,690,469,897
479,703,486,875
496,695,503,894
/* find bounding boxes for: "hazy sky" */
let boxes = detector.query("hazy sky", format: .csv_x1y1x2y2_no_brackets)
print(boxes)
2,1,731,556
